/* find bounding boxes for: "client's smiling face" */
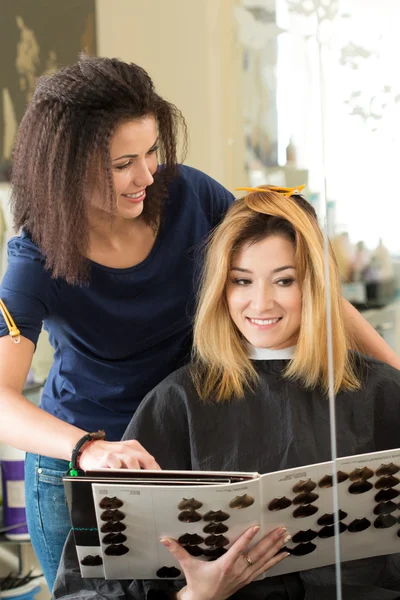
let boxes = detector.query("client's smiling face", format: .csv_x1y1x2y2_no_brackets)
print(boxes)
226,235,302,350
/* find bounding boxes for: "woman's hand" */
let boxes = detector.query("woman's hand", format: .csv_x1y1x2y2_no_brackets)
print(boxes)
161,525,290,600
78,439,160,470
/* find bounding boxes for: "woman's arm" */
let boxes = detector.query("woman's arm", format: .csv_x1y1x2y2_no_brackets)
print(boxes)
0,335,87,458
342,299,400,369
0,335,159,469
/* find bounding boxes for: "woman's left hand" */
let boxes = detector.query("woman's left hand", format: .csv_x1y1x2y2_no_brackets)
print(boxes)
160,525,290,600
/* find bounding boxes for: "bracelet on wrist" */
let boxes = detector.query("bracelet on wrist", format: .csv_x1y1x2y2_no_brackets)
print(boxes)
68,430,106,476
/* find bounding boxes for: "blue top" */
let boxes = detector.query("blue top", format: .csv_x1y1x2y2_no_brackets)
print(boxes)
0,166,234,440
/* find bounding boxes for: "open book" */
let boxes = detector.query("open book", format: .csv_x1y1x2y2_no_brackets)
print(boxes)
63,447,400,580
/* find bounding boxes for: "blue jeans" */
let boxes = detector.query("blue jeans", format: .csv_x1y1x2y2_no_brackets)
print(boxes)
25,453,72,592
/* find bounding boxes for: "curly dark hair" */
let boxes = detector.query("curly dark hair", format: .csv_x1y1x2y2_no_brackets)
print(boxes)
11,54,188,284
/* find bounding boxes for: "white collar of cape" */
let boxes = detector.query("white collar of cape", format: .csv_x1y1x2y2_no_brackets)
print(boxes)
247,344,296,360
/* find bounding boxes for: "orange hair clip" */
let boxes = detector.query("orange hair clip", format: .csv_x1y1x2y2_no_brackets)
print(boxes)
236,184,306,198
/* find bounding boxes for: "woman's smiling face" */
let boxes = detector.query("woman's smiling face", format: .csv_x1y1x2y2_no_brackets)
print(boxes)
89,115,158,221
226,235,302,350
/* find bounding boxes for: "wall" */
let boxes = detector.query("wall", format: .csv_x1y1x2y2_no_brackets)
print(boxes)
95,0,246,191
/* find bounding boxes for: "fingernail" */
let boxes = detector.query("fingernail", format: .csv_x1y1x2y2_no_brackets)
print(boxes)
160,538,171,548
252,525,260,535
278,527,287,536
283,552,291,558
283,534,291,544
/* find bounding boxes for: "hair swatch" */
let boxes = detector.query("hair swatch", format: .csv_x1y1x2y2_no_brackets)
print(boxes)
80,555,103,566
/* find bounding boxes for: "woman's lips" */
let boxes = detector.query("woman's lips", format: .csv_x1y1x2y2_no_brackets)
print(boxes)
122,190,146,203
246,317,282,330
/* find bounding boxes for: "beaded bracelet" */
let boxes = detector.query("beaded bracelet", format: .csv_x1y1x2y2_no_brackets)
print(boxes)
68,430,106,476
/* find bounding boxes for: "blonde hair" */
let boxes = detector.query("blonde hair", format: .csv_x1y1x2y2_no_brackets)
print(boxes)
193,188,359,401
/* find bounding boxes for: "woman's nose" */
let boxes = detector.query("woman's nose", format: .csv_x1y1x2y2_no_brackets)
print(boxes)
251,285,274,312
134,162,154,188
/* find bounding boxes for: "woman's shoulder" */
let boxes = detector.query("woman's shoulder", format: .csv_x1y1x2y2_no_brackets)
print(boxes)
122,364,197,442
143,363,196,405
0,231,57,345
168,165,234,223
133,363,200,417
7,229,45,263
351,351,400,387
175,164,231,194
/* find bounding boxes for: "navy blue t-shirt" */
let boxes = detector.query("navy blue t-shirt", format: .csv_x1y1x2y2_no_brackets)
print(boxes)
0,166,234,440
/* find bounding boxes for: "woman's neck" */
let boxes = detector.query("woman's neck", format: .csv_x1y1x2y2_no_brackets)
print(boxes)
88,207,142,243
86,210,157,268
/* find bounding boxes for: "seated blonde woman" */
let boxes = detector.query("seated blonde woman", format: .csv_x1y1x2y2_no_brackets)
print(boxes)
53,188,400,600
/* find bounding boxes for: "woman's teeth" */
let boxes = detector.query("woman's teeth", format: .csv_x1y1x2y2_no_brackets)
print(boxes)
125,191,144,198
249,318,280,325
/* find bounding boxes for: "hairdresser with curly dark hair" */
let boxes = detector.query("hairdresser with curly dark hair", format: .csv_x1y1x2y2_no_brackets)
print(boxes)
0,55,234,590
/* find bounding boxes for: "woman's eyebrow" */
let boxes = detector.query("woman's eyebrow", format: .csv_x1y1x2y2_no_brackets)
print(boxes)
271,265,296,274
230,267,252,273
230,265,295,274
112,138,159,162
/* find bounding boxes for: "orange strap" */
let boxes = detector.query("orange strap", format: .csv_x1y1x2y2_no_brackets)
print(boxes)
0,298,21,344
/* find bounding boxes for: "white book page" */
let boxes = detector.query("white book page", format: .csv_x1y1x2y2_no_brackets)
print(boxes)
91,478,261,580
259,448,400,577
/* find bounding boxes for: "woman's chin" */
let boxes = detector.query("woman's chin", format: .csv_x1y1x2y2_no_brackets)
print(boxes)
117,202,144,220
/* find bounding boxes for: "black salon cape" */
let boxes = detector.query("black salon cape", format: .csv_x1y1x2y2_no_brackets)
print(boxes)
53,354,400,600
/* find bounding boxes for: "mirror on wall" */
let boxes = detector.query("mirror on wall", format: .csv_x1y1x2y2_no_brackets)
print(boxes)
236,0,400,352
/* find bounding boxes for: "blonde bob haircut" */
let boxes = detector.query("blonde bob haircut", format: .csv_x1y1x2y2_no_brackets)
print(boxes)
192,187,360,401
